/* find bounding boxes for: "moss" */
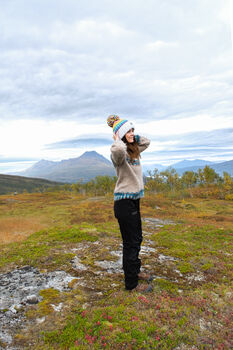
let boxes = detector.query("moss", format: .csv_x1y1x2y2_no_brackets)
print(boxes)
0,224,98,271
153,278,178,294
177,262,195,274
201,262,214,271
80,255,96,268
0,340,7,348
1,308,9,313
37,301,54,316
39,288,61,303
30,225,98,244
14,333,28,346
27,289,63,318
68,279,80,290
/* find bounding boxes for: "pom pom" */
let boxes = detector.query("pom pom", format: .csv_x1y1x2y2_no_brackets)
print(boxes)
107,115,120,128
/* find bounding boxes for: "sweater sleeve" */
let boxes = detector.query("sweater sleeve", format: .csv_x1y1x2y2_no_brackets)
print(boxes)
135,135,150,153
110,139,127,166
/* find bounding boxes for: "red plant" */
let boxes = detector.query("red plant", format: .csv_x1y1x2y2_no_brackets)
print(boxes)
81,311,86,318
138,295,149,304
131,316,139,321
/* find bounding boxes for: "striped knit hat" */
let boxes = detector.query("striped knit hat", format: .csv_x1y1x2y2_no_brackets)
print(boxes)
107,115,134,139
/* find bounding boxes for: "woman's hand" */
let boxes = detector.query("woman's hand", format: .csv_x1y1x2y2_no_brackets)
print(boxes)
113,131,120,141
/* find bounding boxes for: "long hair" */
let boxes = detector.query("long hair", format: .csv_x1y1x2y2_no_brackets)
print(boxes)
122,135,140,161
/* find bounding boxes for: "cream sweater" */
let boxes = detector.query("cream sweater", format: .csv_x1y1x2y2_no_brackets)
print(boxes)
110,135,150,201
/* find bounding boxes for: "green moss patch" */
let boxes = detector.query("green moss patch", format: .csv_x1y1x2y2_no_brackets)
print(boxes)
150,224,233,284
0,225,98,271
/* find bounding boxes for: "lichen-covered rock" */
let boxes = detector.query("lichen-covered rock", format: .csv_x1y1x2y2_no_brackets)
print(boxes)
0,266,76,348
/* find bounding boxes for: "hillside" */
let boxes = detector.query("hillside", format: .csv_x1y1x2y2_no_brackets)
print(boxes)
13,151,115,183
0,192,232,349
0,174,63,195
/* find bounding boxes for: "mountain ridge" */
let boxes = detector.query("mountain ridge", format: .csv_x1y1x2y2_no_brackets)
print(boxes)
144,158,233,176
12,151,115,183
9,153,233,182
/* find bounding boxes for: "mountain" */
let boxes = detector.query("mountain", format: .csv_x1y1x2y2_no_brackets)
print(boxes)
143,158,233,177
19,159,57,177
0,174,63,195
142,163,167,174
173,159,233,176
169,159,214,169
9,153,233,183
13,151,115,183
211,159,233,176
143,159,214,174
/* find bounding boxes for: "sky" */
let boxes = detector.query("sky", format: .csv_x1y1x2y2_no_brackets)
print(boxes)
0,0,233,173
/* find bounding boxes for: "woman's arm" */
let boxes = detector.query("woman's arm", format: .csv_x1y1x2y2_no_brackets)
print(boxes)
110,132,127,166
135,135,150,153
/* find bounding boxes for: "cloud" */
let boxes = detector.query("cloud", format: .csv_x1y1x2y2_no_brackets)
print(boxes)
0,0,232,166
150,128,233,147
46,135,112,149
0,156,39,163
0,0,232,124
44,127,233,165
146,40,179,50
142,128,233,163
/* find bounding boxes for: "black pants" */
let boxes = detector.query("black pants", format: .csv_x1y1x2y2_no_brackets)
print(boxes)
114,198,143,290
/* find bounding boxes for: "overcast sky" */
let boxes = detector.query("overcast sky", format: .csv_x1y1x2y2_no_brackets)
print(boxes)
0,0,233,173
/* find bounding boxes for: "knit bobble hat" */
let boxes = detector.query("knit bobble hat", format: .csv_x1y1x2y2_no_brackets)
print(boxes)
107,115,134,139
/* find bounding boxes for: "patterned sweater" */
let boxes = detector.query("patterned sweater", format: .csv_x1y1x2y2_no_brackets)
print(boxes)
110,135,150,201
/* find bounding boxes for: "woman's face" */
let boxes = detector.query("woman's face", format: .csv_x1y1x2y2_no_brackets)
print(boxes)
125,128,135,143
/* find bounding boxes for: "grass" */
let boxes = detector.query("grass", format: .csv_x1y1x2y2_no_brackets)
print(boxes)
0,216,48,244
0,191,232,349
0,225,98,272
39,286,232,349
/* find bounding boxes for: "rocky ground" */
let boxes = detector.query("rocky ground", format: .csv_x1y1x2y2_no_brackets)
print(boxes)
0,267,75,348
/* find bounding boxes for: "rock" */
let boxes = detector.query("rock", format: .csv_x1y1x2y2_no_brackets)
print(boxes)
9,305,18,314
51,303,63,312
142,217,175,229
157,254,179,263
36,316,46,324
25,295,39,304
186,273,205,283
140,245,156,254
82,303,90,309
95,250,122,274
0,266,76,347
71,256,88,271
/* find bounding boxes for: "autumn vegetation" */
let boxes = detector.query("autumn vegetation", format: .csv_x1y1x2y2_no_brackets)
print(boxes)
0,165,232,349
41,165,233,201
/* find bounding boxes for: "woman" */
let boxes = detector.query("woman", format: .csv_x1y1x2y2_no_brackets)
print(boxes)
107,115,153,292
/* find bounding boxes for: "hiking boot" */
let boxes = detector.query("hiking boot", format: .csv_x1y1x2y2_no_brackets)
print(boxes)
130,283,153,293
138,272,154,282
